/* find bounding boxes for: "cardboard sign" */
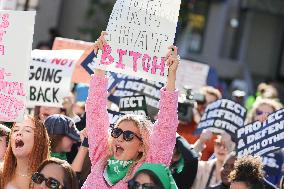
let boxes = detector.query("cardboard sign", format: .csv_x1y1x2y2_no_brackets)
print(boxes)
52,37,94,84
92,0,181,82
237,108,284,157
196,99,247,140
176,59,209,91
119,95,148,116
28,50,84,107
0,11,35,122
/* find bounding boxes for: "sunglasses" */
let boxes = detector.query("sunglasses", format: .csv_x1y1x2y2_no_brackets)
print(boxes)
128,179,156,189
32,172,65,189
255,109,271,116
111,127,142,142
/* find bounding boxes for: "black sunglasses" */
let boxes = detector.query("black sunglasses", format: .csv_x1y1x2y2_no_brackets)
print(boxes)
111,127,142,142
32,172,65,189
128,179,156,189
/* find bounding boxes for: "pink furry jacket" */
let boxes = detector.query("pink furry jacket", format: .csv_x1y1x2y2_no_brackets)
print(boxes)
82,75,178,189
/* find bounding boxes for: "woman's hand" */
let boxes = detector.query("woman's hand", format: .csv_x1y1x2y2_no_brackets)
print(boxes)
165,45,180,91
94,31,108,52
94,31,108,77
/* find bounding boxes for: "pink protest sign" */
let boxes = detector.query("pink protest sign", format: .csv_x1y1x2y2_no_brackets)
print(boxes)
93,0,181,83
0,11,35,122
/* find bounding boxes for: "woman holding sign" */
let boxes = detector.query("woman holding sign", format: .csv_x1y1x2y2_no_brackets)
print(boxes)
0,115,50,189
82,32,179,188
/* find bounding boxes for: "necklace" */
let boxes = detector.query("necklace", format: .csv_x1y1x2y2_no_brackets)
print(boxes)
15,172,31,177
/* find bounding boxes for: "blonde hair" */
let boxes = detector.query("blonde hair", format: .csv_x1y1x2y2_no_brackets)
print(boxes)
1,115,50,188
108,114,153,179
246,98,283,123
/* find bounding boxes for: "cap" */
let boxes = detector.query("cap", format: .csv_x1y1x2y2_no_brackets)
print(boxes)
44,114,80,142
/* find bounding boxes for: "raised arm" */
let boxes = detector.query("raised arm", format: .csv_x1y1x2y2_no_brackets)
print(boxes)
147,46,179,165
85,32,110,164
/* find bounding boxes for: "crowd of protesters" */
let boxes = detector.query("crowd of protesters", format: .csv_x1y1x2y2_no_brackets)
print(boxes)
0,32,283,189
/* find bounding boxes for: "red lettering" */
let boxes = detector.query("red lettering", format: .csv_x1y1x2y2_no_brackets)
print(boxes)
101,45,114,65
129,51,141,72
151,56,165,76
142,54,151,72
115,49,127,69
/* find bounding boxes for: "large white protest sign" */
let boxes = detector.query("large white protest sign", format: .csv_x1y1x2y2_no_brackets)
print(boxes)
176,59,209,91
196,99,247,140
28,50,84,107
237,108,284,157
93,0,181,83
0,11,35,122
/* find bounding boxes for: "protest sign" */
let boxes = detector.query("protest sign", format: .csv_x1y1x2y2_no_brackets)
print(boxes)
92,0,181,82
195,99,247,140
81,50,164,120
0,11,35,122
108,109,125,126
176,59,209,91
237,108,284,157
110,74,164,120
119,95,148,116
52,37,94,84
28,50,84,107
262,152,283,176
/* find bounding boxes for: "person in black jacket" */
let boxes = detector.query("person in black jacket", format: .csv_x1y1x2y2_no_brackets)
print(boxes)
170,135,199,189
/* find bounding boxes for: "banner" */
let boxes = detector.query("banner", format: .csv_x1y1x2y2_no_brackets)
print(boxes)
119,95,148,116
237,108,284,157
92,0,181,82
176,59,209,91
195,99,247,140
52,37,94,84
28,50,84,107
0,11,35,122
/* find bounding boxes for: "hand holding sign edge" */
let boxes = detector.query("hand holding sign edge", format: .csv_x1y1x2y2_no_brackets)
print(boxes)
94,31,108,77
166,46,179,92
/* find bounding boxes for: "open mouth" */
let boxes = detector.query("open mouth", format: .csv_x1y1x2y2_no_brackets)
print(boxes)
115,145,124,156
15,139,24,148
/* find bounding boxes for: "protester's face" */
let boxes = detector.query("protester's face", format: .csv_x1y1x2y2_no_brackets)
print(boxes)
39,106,61,121
11,117,35,158
221,156,236,185
0,136,7,160
59,136,76,152
214,140,228,162
230,181,249,189
111,120,143,161
33,163,65,189
129,172,156,189
253,104,274,122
